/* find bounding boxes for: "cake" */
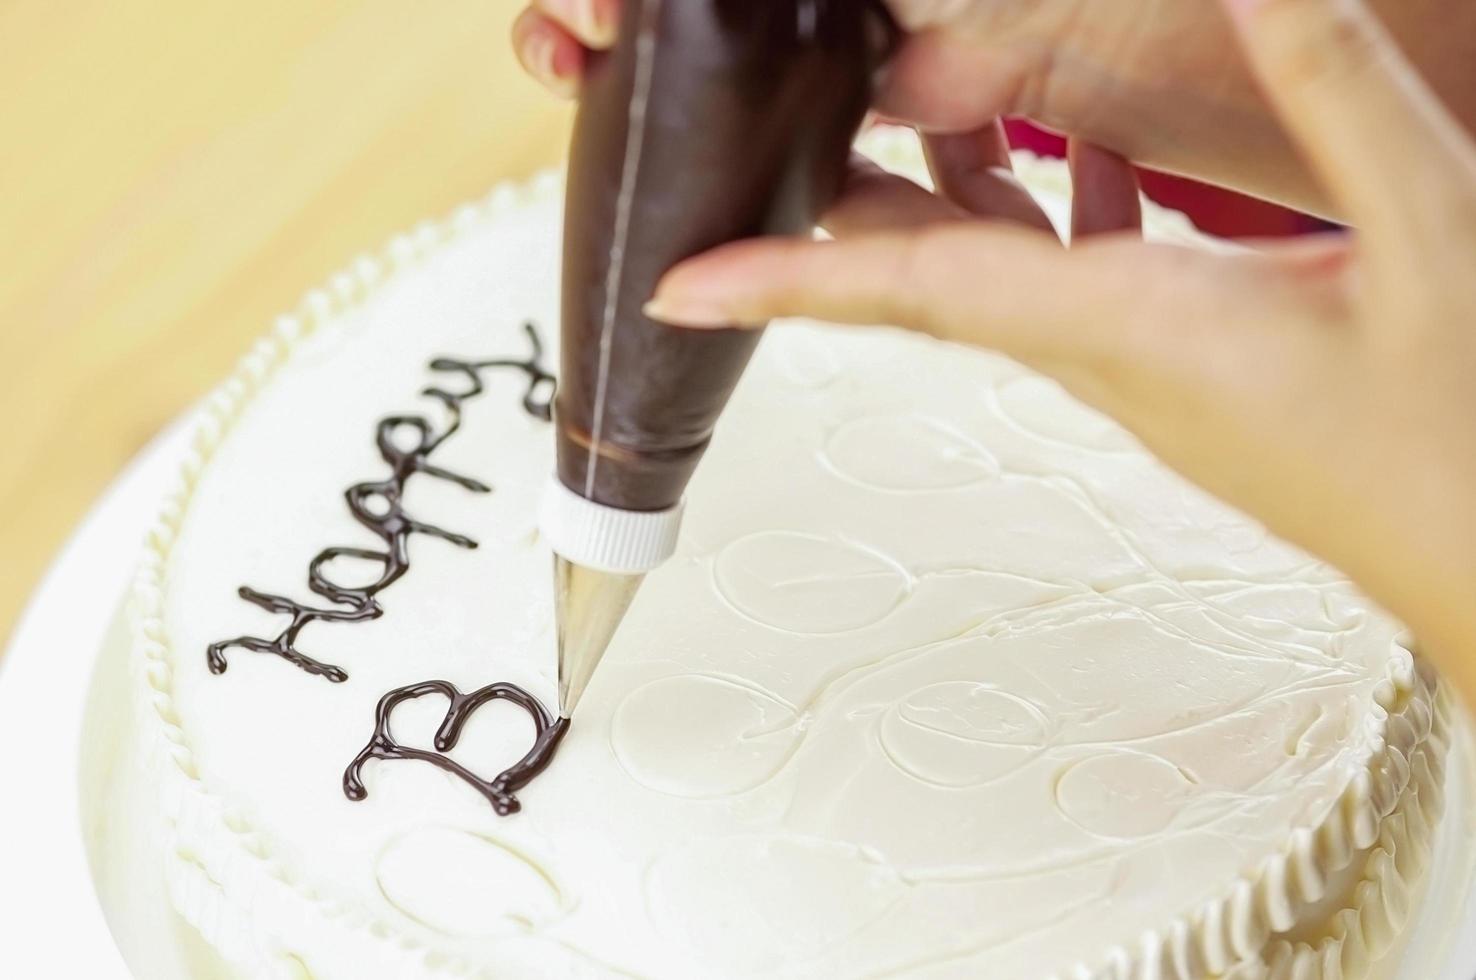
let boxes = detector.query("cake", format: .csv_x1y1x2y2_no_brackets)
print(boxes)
90,133,1459,980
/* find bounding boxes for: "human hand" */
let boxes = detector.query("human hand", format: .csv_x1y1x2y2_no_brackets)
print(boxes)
645,0,1476,687
508,0,1143,246
507,0,1226,133
510,0,1253,192
511,0,1476,215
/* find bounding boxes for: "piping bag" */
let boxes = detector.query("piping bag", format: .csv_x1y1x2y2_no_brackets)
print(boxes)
539,0,897,718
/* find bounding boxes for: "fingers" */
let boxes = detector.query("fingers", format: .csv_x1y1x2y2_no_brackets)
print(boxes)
645,224,1193,367
649,226,1054,340
1068,140,1143,241
1220,0,1476,239
512,1,619,97
512,9,586,98
922,125,1057,236
820,155,969,237
875,29,1023,131
822,137,1064,240
923,121,1012,177
1252,232,1356,277
531,0,618,48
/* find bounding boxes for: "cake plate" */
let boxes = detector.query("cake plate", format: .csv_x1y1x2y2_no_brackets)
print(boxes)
0,415,194,979
4,409,1476,979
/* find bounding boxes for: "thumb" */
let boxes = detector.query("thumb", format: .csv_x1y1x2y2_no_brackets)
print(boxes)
644,224,1197,367
1221,0,1476,244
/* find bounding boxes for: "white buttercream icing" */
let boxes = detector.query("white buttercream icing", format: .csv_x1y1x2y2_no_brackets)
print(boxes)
110,131,1449,980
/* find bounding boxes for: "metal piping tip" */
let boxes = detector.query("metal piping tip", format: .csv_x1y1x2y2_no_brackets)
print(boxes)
555,556,645,718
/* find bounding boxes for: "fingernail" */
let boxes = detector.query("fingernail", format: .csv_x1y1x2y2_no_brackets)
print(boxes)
577,0,616,46
642,296,736,328
526,33,557,84
527,33,578,99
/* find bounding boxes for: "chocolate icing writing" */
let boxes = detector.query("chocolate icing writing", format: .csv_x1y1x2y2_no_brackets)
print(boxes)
344,680,571,816
206,323,555,682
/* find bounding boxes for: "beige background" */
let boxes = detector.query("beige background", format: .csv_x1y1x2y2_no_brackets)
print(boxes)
0,0,570,648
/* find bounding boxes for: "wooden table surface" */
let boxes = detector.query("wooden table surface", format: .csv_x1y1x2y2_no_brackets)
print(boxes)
0,0,570,649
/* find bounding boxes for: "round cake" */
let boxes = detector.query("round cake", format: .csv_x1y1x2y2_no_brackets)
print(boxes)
92,134,1458,980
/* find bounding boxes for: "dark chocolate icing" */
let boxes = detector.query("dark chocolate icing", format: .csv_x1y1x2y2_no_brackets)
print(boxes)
207,323,570,814
343,680,570,816
207,323,555,682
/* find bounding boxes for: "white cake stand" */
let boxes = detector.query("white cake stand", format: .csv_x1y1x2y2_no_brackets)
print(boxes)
0,417,194,979
4,412,1476,978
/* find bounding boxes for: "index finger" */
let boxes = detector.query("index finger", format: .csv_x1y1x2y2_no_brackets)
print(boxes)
532,0,618,48
645,223,1211,370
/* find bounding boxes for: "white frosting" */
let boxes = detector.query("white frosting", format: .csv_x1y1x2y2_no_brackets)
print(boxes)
115,131,1448,979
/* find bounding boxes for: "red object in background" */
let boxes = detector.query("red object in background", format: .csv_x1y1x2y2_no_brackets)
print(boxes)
1003,120,1335,239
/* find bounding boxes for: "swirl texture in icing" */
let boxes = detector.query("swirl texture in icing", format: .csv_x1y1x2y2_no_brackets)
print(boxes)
115,132,1449,980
